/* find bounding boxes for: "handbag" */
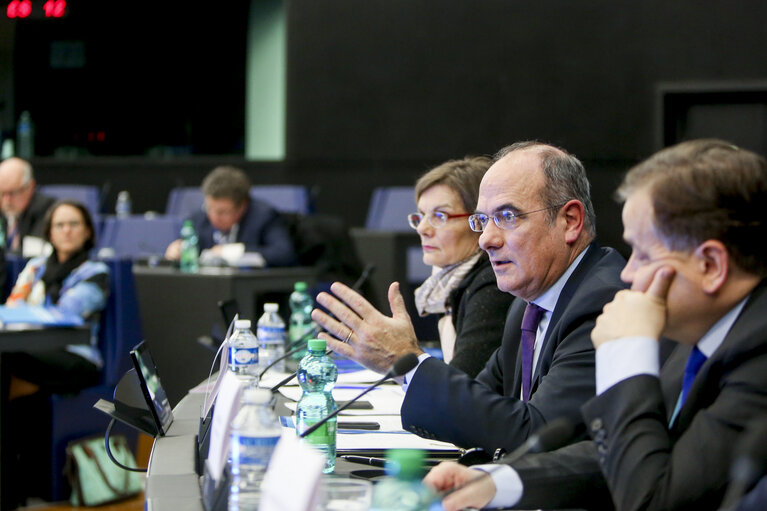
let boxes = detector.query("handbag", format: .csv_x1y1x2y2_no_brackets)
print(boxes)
64,435,144,506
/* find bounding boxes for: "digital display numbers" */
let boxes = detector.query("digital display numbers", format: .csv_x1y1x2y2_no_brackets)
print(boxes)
6,0,68,19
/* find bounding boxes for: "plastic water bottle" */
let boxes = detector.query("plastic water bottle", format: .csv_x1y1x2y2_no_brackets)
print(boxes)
115,190,132,217
228,319,259,382
288,282,316,360
371,449,436,510
179,219,199,273
228,388,281,511
0,218,5,248
256,303,286,373
296,338,337,473
16,111,33,159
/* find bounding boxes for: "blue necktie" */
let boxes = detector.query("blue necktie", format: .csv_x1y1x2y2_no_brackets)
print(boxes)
521,303,546,402
670,345,707,425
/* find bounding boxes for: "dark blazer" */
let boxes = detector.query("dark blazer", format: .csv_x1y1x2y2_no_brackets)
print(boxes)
3,191,55,254
190,198,297,267
447,254,515,378
401,243,626,453
512,280,767,511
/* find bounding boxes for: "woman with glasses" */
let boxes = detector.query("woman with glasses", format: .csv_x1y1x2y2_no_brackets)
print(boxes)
408,157,515,377
5,199,109,394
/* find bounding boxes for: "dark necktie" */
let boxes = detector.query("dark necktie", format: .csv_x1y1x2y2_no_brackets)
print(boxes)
670,345,707,425
521,302,546,402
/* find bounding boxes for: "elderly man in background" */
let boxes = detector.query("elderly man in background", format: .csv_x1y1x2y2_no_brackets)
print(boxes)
0,157,55,254
313,141,626,455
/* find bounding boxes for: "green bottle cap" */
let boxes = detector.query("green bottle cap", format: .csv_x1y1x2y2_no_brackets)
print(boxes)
385,449,426,480
307,338,326,352
294,281,307,292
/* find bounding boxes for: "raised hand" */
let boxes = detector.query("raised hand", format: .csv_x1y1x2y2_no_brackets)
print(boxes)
311,281,423,374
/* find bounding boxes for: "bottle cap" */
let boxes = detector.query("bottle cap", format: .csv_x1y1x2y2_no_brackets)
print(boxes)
264,303,279,313
234,319,251,329
385,449,426,480
307,339,326,352
294,281,307,292
242,388,272,405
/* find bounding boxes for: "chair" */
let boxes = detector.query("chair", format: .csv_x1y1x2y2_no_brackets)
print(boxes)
45,258,145,500
249,185,313,215
365,186,415,232
364,186,430,281
96,215,182,260
38,184,103,216
165,185,312,218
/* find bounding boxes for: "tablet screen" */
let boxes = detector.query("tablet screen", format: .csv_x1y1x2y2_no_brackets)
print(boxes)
130,341,174,435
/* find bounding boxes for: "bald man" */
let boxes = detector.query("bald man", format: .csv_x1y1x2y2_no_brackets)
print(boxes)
0,157,55,254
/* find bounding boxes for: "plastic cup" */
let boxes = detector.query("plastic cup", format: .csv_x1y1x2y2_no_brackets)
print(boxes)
316,478,372,511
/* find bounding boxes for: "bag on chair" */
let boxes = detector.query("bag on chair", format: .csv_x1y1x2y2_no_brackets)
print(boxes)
64,435,144,506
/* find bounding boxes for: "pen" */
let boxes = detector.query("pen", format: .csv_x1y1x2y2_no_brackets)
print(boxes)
340,455,387,467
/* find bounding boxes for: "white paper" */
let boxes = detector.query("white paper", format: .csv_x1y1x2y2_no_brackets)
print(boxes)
336,369,388,384
337,432,458,452
259,433,325,511
206,372,246,483
279,385,404,416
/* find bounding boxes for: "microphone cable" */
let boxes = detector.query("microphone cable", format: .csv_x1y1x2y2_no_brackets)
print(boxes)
103,418,148,473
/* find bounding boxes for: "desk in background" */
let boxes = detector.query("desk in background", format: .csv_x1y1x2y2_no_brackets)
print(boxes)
0,326,90,511
133,265,318,407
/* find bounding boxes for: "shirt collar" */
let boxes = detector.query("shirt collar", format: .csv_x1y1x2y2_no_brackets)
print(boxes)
532,246,589,313
696,296,748,358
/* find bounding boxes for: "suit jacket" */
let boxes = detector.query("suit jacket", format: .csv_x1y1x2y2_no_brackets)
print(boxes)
190,198,297,267
3,191,56,254
512,279,767,511
401,243,626,453
447,254,516,378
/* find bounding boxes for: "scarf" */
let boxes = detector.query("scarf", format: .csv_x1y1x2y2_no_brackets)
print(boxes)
41,247,90,304
414,251,482,317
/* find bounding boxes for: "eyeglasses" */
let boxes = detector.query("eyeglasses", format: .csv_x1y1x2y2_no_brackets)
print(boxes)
407,211,472,229
0,182,30,198
52,220,84,231
468,204,566,232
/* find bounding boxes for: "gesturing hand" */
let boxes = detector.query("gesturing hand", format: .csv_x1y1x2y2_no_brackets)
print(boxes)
311,281,423,375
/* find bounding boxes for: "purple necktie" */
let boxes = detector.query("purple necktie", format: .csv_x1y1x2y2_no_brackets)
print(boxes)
521,302,546,402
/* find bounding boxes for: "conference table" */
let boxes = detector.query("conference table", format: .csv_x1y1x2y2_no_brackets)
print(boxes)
132,264,319,407
0,325,91,511
145,371,459,511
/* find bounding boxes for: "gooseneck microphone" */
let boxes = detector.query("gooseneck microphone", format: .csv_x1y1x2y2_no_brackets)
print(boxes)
439,417,582,499
298,353,419,438
718,419,767,511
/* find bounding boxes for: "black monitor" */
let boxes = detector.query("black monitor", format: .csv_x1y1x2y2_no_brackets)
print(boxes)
130,341,174,436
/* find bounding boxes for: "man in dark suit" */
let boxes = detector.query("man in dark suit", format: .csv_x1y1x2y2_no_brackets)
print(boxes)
312,141,626,453
165,165,297,267
0,157,55,254
426,139,767,511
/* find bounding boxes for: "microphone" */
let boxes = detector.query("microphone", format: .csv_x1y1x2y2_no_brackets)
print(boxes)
298,353,419,438
719,419,767,511
439,417,582,499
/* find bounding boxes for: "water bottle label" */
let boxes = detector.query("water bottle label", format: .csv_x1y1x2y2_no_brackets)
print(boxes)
298,420,336,445
230,347,258,365
231,434,280,465
257,325,284,342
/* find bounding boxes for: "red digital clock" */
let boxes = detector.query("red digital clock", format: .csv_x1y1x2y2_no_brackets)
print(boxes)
5,0,67,19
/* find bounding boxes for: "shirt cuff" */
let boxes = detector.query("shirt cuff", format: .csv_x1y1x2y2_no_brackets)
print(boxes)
596,336,660,395
473,464,523,508
400,353,431,393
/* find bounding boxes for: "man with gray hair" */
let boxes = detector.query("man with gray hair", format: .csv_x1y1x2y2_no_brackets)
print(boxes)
0,157,55,254
312,141,626,453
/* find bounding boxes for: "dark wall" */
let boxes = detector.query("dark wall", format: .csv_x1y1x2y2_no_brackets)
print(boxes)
17,0,767,257
286,0,767,162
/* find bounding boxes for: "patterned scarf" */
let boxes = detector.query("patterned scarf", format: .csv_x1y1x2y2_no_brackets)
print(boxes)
414,251,482,317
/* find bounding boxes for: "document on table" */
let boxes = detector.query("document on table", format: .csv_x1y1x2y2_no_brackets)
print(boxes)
278,384,404,415
258,368,387,389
